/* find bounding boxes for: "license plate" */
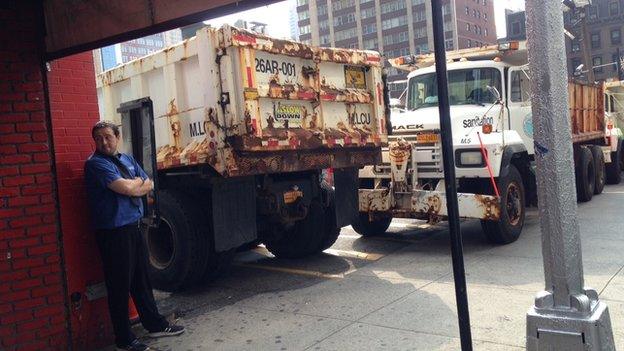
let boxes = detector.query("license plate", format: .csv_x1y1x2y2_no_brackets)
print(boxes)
416,133,440,143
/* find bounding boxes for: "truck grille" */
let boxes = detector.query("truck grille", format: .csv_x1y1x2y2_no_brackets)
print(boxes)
374,133,444,178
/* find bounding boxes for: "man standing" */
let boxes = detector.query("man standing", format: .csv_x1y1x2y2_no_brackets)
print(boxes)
85,121,184,351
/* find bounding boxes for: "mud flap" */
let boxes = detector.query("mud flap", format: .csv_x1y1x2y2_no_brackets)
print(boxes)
211,177,257,252
333,168,359,228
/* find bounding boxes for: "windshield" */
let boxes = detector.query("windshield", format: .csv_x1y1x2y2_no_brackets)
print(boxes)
406,68,502,110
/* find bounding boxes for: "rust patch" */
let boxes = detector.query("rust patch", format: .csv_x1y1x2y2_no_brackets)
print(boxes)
388,140,411,168
475,194,501,221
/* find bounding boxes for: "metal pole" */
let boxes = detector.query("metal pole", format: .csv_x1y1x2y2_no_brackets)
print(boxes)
524,1,614,349
579,6,595,83
429,1,472,350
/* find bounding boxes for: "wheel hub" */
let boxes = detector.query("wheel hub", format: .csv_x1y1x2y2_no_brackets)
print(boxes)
505,183,522,226
146,218,175,270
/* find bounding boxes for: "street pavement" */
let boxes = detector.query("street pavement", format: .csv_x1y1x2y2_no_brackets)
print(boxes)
114,183,624,350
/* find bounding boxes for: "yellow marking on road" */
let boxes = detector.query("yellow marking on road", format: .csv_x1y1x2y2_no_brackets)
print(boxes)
233,263,349,279
603,191,624,194
323,248,384,261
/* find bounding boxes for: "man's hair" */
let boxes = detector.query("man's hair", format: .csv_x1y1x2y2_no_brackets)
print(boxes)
91,121,120,139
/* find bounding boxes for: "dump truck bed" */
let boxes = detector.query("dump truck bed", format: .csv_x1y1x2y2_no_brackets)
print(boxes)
96,25,387,177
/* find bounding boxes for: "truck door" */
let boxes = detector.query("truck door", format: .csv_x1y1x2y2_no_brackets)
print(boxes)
507,65,534,155
117,98,159,224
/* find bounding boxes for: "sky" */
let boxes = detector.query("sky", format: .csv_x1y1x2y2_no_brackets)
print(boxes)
205,0,526,40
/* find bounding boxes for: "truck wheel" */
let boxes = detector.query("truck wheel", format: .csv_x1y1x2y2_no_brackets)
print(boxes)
481,165,525,245
575,146,595,202
351,213,392,237
264,201,331,258
589,145,605,195
318,185,341,252
145,190,221,291
606,139,623,185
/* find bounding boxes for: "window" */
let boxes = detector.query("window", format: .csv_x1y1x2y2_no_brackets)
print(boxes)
571,39,580,52
363,38,378,49
571,58,582,75
484,28,488,37
609,1,619,16
412,0,425,5
473,9,477,17
361,0,374,3
298,10,309,21
333,15,343,26
361,7,375,19
320,35,330,45
442,3,451,15
465,6,469,15
511,21,520,35
467,39,472,47
613,53,621,71
466,23,471,32
332,0,355,11
319,19,329,30
611,29,621,45
383,31,408,45
477,10,481,19
407,68,502,110
593,56,603,73
510,69,531,103
349,43,359,49
381,15,407,30
591,33,601,49
445,39,454,50
297,0,309,5
484,13,487,21
362,23,377,35
335,28,357,41
483,0,487,5
300,24,311,35
415,26,426,38
381,0,406,14
589,5,597,20
318,4,327,16
413,10,426,22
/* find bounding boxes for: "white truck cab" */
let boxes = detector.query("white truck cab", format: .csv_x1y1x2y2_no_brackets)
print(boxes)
356,41,624,245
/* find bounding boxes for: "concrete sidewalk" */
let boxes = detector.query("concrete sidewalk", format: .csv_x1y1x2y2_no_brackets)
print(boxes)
127,183,624,350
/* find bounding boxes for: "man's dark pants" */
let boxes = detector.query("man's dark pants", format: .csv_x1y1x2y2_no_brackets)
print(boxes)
96,223,168,347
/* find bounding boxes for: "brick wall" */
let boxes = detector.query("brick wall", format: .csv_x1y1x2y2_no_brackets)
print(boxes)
0,2,70,350
47,52,113,350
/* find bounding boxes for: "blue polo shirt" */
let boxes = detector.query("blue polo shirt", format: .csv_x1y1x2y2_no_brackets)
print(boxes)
84,152,148,230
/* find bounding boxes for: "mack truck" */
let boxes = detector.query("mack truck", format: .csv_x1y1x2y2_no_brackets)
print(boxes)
355,41,624,245
96,25,389,291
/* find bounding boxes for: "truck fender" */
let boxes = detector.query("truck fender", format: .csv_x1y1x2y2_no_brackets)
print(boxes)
498,144,535,205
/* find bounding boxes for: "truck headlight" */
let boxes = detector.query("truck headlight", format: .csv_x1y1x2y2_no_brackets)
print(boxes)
455,150,485,167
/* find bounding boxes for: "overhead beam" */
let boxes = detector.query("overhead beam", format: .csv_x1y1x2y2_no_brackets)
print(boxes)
43,0,282,60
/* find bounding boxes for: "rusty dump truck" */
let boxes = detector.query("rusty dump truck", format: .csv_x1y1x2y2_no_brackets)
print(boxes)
355,41,624,245
96,25,388,291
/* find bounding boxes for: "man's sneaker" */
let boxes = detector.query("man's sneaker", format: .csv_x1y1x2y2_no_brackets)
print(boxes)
149,324,185,338
115,339,150,351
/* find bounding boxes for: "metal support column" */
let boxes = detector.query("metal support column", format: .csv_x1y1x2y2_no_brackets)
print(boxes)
524,1,615,350
430,1,473,350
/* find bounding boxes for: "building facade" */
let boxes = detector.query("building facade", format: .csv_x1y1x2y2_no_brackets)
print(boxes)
296,0,497,93
94,29,183,73
503,9,526,41
564,0,624,81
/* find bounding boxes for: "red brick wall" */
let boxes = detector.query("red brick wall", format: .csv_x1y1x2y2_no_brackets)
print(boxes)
47,52,113,350
0,2,70,350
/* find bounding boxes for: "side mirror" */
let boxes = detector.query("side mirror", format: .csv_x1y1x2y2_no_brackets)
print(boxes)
389,98,403,109
486,85,501,101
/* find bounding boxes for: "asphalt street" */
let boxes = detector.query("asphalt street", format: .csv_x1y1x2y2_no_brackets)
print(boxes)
108,183,624,350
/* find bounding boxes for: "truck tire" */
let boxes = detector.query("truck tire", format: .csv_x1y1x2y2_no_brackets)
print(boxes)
589,145,605,195
264,200,335,259
318,184,341,252
145,189,229,291
575,146,595,202
606,139,623,185
351,213,392,237
481,164,525,245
